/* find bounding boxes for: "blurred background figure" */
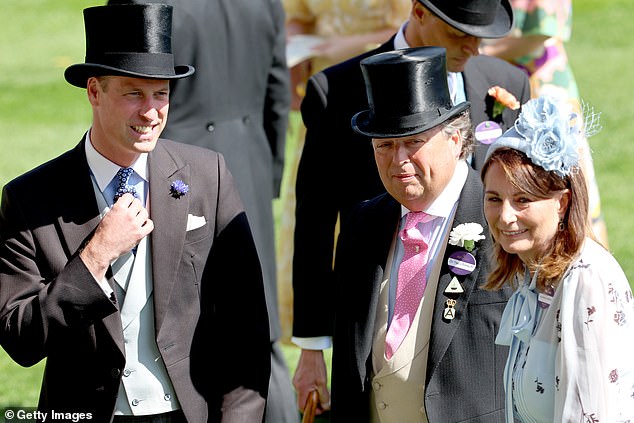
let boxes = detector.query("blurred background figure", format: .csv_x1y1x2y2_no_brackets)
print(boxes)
283,0,411,109
480,0,609,247
276,0,411,345
108,0,297,421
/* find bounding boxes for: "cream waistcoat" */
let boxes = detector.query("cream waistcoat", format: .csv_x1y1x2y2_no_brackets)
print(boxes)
369,227,450,423
92,179,180,415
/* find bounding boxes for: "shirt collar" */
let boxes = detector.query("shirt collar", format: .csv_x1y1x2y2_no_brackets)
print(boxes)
401,160,469,219
84,129,149,192
394,21,409,50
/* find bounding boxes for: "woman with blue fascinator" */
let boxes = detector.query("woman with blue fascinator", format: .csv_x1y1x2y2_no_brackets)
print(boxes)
480,96,634,422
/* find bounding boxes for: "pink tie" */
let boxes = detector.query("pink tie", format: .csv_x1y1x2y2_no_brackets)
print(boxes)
385,211,432,359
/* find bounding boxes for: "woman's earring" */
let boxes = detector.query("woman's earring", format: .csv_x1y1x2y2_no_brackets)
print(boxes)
558,220,565,231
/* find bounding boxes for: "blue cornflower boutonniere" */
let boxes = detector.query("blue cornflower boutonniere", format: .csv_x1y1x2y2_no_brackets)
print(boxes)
449,223,485,252
170,180,189,199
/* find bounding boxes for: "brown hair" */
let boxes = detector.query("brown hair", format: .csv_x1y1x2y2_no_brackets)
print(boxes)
481,148,590,292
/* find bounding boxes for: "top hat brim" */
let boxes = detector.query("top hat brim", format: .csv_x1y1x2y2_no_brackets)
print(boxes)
417,0,513,38
64,63,195,88
352,101,470,139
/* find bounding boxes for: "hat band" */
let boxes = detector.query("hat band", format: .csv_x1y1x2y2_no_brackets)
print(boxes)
86,52,176,76
369,107,453,129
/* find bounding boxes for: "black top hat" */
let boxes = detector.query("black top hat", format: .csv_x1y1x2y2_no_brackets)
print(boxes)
418,0,513,38
64,3,195,88
352,47,470,139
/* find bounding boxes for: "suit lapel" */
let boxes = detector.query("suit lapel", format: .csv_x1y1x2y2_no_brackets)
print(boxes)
463,66,489,125
426,169,488,383
463,68,493,170
56,140,103,257
147,141,191,333
56,138,125,353
353,197,401,381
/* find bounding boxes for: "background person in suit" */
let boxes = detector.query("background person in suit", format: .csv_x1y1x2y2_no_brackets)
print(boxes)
0,4,270,422
329,47,512,421
290,0,529,413
107,0,297,421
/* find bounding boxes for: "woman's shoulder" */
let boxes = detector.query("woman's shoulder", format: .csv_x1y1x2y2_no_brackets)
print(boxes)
576,238,623,271
565,237,630,296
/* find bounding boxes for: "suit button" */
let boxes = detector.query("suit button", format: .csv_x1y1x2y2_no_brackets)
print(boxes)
131,399,139,406
373,381,381,391
206,123,215,132
378,402,387,410
123,369,131,377
110,368,121,378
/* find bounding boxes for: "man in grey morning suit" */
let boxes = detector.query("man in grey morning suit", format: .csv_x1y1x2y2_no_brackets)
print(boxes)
0,4,270,422
108,1,297,419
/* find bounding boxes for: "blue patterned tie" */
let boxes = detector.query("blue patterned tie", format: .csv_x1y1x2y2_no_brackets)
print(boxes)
113,167,137,203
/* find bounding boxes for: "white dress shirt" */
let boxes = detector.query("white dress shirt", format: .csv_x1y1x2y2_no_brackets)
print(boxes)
84,130,149,298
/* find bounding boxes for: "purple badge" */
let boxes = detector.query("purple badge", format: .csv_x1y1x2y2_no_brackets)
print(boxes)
475,121,502,145
447,251,476,276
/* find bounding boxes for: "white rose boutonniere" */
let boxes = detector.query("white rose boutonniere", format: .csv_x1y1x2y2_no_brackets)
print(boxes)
449,223,485,252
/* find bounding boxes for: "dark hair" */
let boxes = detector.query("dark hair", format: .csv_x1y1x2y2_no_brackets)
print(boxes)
481,148,590,292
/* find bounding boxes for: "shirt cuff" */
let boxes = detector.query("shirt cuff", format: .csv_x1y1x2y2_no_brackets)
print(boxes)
95,275,115,301
291,336,332,350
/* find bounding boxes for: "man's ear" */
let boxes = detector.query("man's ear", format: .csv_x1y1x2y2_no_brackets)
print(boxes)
86,77,100,106
450,129,463,158
412,1,425,22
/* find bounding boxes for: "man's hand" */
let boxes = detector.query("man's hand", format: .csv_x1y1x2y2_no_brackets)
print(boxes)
293,349,330,415
80,193,153,279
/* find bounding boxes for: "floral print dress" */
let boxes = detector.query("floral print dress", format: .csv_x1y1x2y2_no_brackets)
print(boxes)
496,238,634,422
509,0,578,100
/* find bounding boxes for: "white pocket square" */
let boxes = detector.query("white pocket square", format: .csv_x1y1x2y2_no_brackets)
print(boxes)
186,214,207,231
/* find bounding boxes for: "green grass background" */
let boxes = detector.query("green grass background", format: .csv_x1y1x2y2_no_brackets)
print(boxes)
0,0,632,409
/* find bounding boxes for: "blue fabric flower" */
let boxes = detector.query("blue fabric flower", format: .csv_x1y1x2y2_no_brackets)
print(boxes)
514,96,579,177
485,96,583,177
170,180,189,198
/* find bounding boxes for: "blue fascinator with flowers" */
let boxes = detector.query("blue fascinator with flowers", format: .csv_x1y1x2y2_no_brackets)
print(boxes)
484,96,601,177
